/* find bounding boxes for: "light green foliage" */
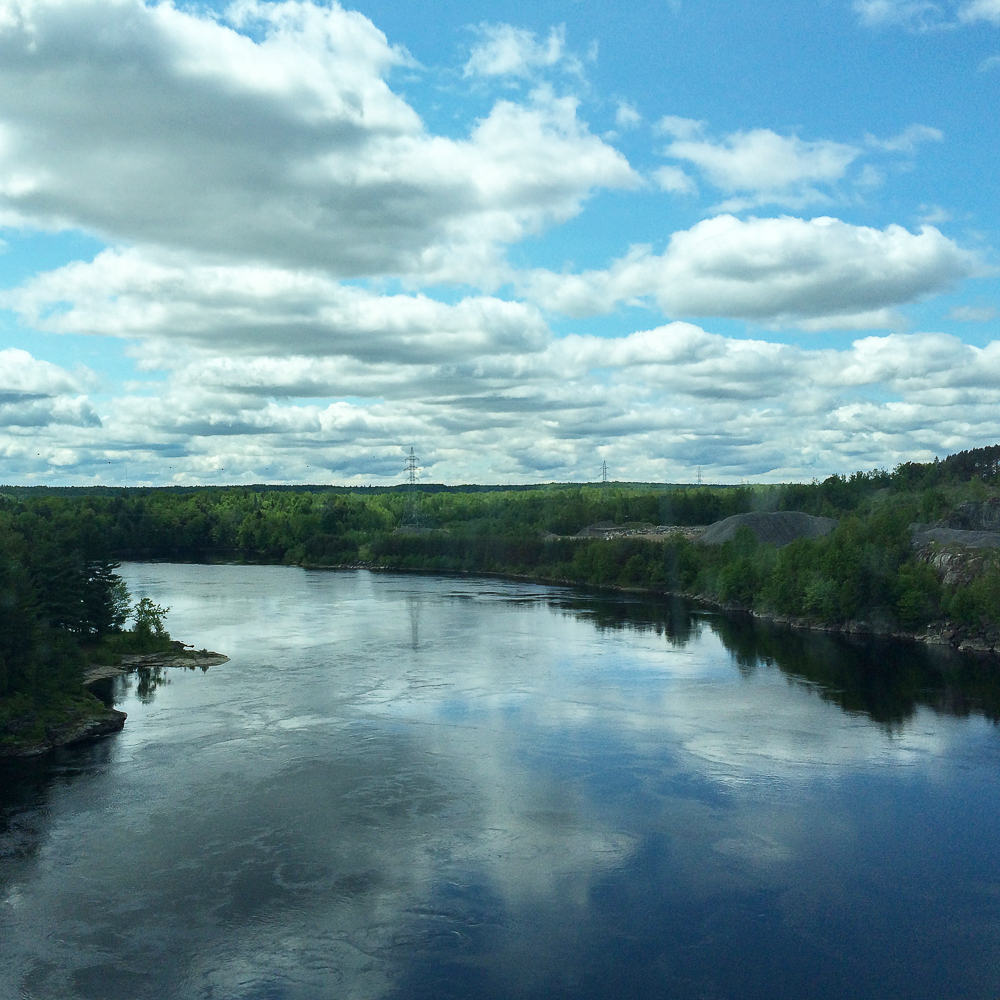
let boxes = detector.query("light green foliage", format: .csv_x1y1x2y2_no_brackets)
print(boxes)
4,442,1000,690
131,597,170,640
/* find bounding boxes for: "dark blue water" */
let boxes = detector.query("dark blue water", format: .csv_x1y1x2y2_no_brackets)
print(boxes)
2,564,1000,999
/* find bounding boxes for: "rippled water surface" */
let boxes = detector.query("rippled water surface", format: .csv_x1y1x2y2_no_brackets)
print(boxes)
3,564,1000,999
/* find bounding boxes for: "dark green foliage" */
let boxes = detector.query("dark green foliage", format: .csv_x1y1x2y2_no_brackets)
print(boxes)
0,509,118,699
4,441,1000,680
946,565,1000,627
943,445,1000,483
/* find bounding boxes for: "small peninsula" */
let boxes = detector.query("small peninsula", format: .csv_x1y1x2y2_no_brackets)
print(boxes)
5,444,1000,759
0,551,226,757
2,640,229,758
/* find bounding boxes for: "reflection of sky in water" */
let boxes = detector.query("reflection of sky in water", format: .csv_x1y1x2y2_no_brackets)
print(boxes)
2,565,1000,999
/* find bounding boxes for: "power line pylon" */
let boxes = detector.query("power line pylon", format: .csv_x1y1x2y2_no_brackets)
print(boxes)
601,460,609,484
402,448,420,527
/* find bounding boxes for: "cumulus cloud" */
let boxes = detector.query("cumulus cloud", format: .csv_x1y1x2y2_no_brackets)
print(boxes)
660,127,860,209
0,0,993,487
0,0,635,283
2,248,551,363
463,23,578,79
653,118,947,209
520,215,979,328
7,318,1000,486
0,348,99,428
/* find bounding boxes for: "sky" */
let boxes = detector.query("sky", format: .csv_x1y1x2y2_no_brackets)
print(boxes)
0,0,998,487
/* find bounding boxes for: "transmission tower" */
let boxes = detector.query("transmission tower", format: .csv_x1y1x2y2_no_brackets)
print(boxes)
696,466,702,486
601,460,609,484
402,448,420,527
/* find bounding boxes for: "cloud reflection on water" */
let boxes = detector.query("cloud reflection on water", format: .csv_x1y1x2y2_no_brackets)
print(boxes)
2,566,1000,999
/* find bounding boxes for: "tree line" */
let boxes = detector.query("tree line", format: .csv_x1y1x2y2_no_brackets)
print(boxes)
4,445,1000,712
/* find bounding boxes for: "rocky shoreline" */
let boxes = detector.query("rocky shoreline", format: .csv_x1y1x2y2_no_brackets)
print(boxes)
303,560,1000,657
83,648,230,685
744,607,999,654
0,706,130,759
1,644,229,759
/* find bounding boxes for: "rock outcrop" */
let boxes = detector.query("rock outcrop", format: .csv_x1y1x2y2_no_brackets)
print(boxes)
939,497,1000,532
1,707,127,759
910,508,1000,587
84,648,229,684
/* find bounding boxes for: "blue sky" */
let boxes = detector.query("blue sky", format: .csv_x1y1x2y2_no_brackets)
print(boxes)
0,0,998,486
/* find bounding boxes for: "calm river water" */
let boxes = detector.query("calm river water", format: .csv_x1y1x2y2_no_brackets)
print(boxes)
3,564,1000,999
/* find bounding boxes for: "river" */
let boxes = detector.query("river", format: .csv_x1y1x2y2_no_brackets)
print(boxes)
2,563,1000,999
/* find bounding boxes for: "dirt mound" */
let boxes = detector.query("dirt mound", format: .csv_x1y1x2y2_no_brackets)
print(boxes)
697,511,837,547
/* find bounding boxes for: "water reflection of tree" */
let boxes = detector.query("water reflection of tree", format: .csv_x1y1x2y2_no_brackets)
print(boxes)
711,614,1000,727
102,665,172,705
554,590,1000,727
0,739,118,860
551,592,703,647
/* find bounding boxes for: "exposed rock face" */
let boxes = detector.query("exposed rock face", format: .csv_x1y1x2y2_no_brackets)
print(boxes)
941,497,1000,532
911,527,1000,551
697,511,837,548
61,709,128,746
912,534,1000,587
910,508,1000,587
1,708,127,759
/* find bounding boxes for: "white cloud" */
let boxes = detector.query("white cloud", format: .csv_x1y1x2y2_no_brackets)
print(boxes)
463,23,577,79
8,311,1000,486
855,0,1000,27
959,0,1000,23
978,53,1000,69
520,215,979,327
615,100,642,129
917,203,952,224
0,348,99,428
0,0,635,284
652,165,697,194
662,128,860,208
948,305,998,321
853,0,945,29
0,0,994,488
2,248,551,363
866,123,944,152
654,115,706,140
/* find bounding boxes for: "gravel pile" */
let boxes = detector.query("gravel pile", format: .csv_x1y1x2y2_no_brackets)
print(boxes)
697,510,837,547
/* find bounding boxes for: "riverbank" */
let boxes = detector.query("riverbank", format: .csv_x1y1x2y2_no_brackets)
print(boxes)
304,559,1000,657
0,642,229,758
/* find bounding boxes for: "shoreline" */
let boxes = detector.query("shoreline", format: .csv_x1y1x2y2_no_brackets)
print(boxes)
301,560,1000,657
0,643,229,759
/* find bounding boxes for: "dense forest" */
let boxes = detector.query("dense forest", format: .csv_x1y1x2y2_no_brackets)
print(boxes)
3,444,1000,742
